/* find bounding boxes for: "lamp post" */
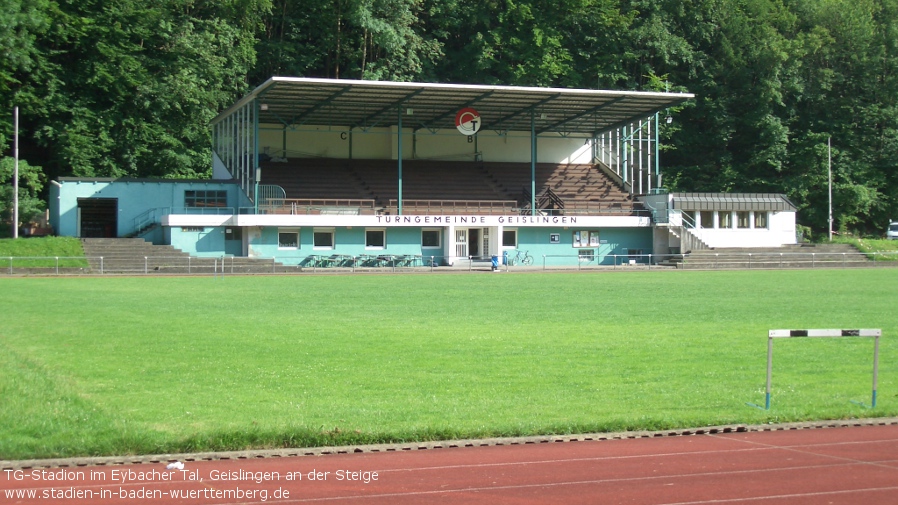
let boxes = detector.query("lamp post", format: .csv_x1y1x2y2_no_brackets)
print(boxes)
12,106,19,239
828,137,833,241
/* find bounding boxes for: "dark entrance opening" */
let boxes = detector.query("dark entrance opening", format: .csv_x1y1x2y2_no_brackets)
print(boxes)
78,198,118,238
468,228,480,257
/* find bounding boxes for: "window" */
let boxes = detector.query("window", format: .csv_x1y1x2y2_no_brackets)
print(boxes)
578,249,594,261
502,229,517,247
313,229,334,249
737,211,750,229
185,190,227,208
366,229,385,249
718,211,732,229
225,227,242,240
278,229,299,249
181,227,205,232
700,211,714,228
422,229,441,248
573,230,599,248
754,212,768,229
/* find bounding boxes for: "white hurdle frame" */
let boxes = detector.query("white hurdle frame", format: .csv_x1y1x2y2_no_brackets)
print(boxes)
754,329,881,410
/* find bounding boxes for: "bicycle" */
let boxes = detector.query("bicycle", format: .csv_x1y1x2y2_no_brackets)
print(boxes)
509,249,533,266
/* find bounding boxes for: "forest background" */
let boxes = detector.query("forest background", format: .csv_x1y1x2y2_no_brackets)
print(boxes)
1,0,896,237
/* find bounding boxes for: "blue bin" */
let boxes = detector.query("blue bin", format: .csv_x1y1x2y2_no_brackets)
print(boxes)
491,255,499,270
502,251,508,265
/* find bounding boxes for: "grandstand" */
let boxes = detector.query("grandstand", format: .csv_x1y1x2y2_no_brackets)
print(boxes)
49,78,798,267
256,158,634,216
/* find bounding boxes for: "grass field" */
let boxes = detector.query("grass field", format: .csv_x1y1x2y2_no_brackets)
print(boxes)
1,269,896,460
0,237,88,268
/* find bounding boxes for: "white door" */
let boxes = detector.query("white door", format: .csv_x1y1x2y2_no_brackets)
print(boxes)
455,229,468,257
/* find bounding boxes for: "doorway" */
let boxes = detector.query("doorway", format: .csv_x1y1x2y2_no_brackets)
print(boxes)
458,228,490,258
77,198,118,238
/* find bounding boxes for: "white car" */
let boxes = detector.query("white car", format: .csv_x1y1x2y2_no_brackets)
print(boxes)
889,221,898,240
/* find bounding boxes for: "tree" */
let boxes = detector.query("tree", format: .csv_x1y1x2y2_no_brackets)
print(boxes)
0,156,45,229
13,0,270,180
252,0,440,83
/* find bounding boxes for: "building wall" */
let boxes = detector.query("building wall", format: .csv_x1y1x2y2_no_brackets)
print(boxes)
164,224,652,266
52,180,247,239
257,123,594,164
691,210,796,248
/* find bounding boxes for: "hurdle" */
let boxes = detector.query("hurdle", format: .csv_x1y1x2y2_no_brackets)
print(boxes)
748,329,881,410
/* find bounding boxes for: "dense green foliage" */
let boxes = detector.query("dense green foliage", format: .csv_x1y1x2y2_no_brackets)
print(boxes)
1,270,895,459
2,1,897,235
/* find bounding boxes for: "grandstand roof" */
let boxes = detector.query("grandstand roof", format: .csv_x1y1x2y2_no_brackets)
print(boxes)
670,193,797,212
216,77,693,135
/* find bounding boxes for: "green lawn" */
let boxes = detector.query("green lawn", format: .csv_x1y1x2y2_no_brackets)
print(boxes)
0,237,88,268
1,269,896,460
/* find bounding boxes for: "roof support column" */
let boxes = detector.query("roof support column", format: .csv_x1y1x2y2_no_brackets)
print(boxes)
398,105,404,215
254,99,260,214
531,111,537,216
654,113,660,191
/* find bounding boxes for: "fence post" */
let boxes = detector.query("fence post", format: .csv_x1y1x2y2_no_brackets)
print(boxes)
55,257,59,275
188,256,192,274
145,256,148,274
273,257,276,274
748,253,752,269
100,256,104,275
543,254,546,270
8,257,11,275
648,253,652,270
812,252,815,268
430,256,435,273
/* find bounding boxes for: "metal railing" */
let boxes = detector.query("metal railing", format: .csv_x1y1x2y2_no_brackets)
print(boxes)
259,199,377,215
386,199,516,215
3,250,896,276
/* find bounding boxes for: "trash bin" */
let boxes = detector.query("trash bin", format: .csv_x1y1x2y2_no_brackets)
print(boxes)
491,255,499,271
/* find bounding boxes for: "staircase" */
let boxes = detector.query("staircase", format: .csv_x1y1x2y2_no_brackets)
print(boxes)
80,238,288,274
668,243,871,269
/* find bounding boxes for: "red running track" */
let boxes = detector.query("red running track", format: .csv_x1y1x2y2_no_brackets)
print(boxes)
3,424,897,505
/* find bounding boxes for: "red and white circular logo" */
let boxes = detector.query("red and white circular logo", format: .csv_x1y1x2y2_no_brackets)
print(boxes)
455,108,482,136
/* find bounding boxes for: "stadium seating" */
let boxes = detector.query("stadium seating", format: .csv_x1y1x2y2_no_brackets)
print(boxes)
258,157,639,215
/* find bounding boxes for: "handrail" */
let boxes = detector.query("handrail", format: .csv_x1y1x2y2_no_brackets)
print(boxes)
3,251,897,276
259,199,376,215
266,198,375,208
387,199,516,215
130,208,159,236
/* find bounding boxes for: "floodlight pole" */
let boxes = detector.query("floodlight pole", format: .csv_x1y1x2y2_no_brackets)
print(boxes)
13,106,19,239
828,137,832,241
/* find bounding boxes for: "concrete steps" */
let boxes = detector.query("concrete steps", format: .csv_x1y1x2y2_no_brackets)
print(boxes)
670,244,871,269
